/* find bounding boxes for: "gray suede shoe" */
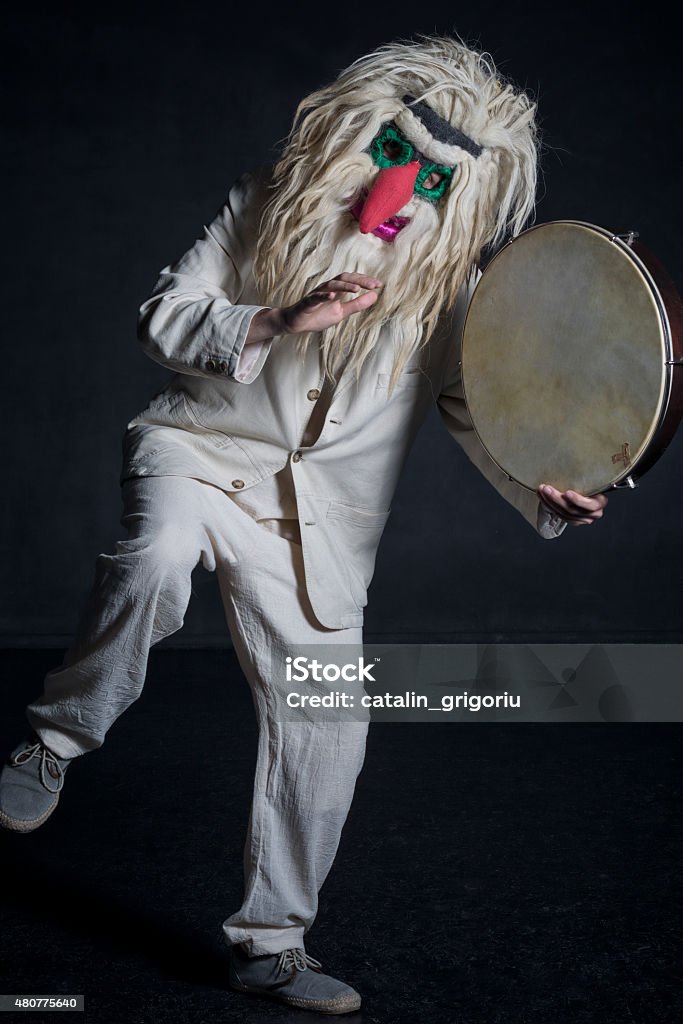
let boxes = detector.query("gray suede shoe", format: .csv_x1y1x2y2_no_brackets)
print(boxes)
229,944,361,1014
0,736,71,833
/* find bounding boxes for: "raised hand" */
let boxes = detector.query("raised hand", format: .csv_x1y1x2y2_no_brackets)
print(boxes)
247,273,383,343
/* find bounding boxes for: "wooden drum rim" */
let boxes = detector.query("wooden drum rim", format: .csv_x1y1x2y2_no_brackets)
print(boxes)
461,221,683,493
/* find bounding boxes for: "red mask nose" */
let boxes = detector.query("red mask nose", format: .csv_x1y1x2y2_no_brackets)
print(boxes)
358,161,420,234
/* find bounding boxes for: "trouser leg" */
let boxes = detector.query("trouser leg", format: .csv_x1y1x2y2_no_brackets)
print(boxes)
24,469,367,954
218,516,368,956
26,476,219,759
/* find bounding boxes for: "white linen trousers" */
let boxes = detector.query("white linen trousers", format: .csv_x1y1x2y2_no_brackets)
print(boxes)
25,471,367,956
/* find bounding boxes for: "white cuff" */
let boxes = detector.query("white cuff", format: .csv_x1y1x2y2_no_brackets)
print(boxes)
227,306,275,383
233,341,266,382
537,502,567,539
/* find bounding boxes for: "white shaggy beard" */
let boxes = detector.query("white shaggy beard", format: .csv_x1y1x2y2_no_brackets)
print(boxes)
318,199,438,292
317,207,438,322
291,170,444,375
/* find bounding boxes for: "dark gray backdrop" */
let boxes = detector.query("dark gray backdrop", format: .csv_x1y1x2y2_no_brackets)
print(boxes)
3,2,682,646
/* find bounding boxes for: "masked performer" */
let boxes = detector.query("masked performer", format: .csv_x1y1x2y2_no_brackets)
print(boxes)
0,36,606,1014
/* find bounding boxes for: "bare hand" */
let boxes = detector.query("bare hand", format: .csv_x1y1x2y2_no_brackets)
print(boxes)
281,272,382,335
537,484,608,526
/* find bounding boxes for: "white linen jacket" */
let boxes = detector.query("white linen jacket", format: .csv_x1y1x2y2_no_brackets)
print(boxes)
122,170,563,629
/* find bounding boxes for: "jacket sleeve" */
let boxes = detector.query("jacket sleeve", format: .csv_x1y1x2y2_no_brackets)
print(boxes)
136,171,275,384
436,272,566,540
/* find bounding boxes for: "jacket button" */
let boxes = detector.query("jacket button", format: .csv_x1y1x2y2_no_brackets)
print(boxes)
206,358,217,372
232,479,245,489
291,451,302,463
307,388,320,401
218,360,228,373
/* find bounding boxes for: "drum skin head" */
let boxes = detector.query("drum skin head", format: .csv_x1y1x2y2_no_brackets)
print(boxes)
462,222,667,495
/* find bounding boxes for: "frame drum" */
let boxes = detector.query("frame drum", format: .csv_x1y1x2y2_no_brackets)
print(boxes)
461,221,683,495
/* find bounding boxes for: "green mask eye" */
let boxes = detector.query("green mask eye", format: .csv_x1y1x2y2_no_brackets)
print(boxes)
414,162,453,203
370,125,415,168
368,124,455,205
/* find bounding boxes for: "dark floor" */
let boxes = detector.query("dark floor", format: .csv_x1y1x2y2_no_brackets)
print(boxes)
0,650,681,1024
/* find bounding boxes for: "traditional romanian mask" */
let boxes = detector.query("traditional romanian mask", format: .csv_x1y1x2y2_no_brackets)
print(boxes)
351,94,485,241
255,37,538,384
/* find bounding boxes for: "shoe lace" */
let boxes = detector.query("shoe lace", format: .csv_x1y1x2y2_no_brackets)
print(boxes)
276,948,323,975
12,741,66,794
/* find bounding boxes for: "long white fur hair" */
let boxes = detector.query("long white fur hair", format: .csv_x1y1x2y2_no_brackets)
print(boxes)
254,35,539,387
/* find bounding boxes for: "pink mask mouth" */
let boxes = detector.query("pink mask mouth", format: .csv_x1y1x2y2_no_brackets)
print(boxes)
350,190,411,242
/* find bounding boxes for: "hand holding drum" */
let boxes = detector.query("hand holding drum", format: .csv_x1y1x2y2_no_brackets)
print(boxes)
461,222,683,523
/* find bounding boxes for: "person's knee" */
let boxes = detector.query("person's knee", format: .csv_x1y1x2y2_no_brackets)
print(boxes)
146,522,203,576
111,520,203,581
